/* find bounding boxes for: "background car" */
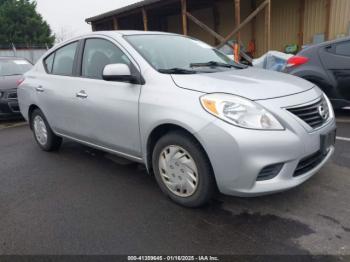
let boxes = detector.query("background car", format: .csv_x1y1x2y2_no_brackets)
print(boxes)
285,37,350,109
0,57,32,119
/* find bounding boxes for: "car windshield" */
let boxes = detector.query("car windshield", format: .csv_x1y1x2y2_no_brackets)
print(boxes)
125,34,242,74
0,59,32,77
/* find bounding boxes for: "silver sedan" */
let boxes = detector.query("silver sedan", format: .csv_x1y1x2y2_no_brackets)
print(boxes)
18,31,336,207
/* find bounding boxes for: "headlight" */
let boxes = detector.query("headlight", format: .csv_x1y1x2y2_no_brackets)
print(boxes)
200,93,284,130
323,93,334,120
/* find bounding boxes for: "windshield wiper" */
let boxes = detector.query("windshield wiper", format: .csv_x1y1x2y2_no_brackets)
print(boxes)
158,68,197,74
190,61,234,68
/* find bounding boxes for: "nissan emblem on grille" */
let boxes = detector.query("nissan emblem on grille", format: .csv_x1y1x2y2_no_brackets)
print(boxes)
318,104,328,120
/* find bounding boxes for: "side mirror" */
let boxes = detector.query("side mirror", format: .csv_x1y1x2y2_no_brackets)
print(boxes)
102,64,136,83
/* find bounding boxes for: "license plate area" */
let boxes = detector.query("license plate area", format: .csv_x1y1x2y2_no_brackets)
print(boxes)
320,129,336,155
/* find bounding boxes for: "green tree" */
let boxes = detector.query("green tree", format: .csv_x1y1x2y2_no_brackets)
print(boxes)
0,0,55,46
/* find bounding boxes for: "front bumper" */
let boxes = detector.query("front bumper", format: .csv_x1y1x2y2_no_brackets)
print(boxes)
0,89,22,119
195,88,336,197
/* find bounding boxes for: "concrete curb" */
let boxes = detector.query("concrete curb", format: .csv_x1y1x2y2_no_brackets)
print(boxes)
0,122,28,130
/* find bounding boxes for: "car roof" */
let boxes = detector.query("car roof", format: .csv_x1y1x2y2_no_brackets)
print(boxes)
53,30,182,50
309,36,350,49
94,30,178,37
55,30,180,48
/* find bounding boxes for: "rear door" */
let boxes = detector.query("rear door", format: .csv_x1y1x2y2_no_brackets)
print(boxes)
38,40,86,137
319,40,350,101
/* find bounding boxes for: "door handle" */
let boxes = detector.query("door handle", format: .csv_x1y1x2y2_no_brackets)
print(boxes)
35,86,44,92
76,90,88,99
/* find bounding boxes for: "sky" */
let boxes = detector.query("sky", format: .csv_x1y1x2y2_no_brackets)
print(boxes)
36,0,141,40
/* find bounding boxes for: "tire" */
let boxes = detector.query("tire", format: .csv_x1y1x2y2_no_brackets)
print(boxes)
30,109,62,151
152,131,216,207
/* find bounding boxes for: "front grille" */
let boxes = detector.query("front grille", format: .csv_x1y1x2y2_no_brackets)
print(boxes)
257,163,284,181
294,151,326,177
7,91,18,100
8,102,20,112
287,98,329,129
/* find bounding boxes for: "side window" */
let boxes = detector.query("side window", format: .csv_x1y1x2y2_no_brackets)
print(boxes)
52,42,78,76
335,41,350,56
44,52,55,73
82,38,131,80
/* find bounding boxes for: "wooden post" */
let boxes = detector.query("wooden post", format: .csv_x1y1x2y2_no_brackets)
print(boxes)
251,0,257,57
91,23,97,32
325,0,332,40
213,1,220,45
142,8,148,31
298,0,305,49
264,0,271,52
234,0,241,61
217,0,269,48
235,0,241,42
181,0,188,35
113,17,119,30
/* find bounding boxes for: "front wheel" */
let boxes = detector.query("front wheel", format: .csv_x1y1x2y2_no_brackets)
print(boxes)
152,131,216,207
31,109,62,151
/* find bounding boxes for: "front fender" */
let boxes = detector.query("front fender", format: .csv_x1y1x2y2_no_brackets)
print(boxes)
139,83,215,169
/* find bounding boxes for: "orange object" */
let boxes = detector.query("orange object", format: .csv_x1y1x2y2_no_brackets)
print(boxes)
202,99,218,115
233,43,240,63
247,40,256,57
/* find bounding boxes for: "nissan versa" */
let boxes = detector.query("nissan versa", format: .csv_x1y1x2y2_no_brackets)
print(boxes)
18,31,336,207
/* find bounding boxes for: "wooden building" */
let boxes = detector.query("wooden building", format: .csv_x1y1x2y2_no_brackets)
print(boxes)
85,0,350,57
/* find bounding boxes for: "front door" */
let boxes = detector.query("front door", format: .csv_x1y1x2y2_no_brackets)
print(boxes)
74,37,142,157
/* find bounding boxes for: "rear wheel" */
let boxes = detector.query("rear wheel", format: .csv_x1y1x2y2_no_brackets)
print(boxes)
152,131,215,207
31,109,62,151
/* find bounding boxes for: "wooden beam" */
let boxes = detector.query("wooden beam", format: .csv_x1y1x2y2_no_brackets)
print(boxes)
264,0,271,52
251,0,257,54
251,0,256,42
213,1,220,45
235,0,241,42
181,0,188,35
142,8,148,31
112,17,119,30
185,10,251,63
217,0,270,48
186,11,225,41
325,0,332,40
234,0,241,60
298,0,305,48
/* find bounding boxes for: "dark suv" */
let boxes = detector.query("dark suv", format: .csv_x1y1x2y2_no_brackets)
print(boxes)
285,37,350,109
0,57,32,119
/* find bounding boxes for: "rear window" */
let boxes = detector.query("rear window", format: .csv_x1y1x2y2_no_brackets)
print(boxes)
0,59,32,77
44,41,78,76
335,41,350,56
44,52,55,73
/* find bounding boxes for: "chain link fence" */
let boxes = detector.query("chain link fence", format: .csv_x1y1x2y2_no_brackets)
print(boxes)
0,43,51,64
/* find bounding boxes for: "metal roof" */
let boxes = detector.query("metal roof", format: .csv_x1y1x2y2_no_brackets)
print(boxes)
85,0,163,23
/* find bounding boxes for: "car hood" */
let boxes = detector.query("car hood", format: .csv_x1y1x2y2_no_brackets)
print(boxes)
171,67,314,100
0,75,22,90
